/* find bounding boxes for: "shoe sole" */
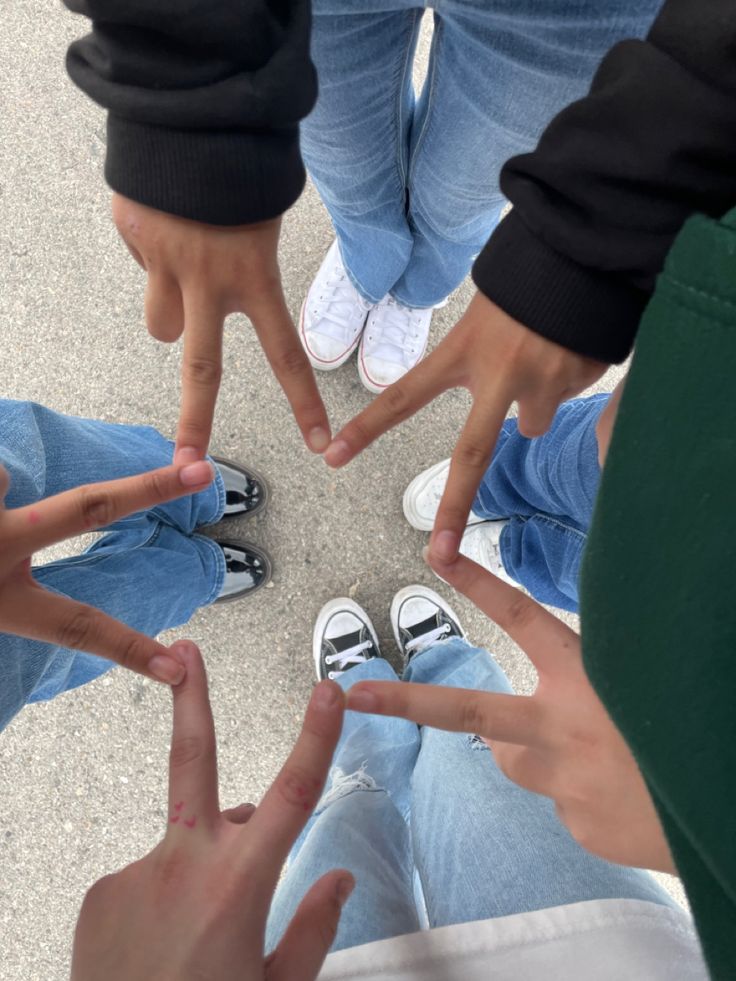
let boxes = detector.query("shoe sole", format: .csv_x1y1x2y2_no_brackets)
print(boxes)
313,597,381,682
211,455,269,521
213,540,272,604
299,299,366,372
390,584,466,661
357,315,430,394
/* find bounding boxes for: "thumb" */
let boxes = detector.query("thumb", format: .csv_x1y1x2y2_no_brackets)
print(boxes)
266,870,354,981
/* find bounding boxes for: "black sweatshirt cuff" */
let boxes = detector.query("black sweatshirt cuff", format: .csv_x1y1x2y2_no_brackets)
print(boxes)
472,211,650,364
105,116,306,226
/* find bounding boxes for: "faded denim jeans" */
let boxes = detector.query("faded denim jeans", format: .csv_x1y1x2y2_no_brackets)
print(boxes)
304,0,663,307
0,400,226,731
267,638,673,953
473,393,609,613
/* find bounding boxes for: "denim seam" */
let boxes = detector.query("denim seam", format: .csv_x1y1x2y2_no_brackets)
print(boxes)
32,521,163,577
396,9,424,191
406,14,443,193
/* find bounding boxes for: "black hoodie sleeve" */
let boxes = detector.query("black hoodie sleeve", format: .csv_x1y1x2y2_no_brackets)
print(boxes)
63,0,316,225
472,0,736,363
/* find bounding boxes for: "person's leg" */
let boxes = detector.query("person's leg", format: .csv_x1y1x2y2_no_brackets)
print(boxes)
394,0,663,306
405,638,675,926
472,394,610,611
0,517,224,730
302,0,422,304
266,658,421,954
0,399,224,532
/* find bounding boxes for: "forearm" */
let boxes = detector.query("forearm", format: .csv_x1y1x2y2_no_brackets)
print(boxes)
63,0,317,223
473,0,736,363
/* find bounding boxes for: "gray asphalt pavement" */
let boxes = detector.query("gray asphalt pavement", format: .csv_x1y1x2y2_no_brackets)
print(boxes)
0,4,681,979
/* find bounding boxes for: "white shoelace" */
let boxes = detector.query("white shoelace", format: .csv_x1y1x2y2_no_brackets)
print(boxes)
311,266,371,345
405,623,451,656
364,297,426,368
324,638,374,680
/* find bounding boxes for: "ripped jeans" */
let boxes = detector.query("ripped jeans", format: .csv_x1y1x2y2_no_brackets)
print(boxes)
266,638,672,953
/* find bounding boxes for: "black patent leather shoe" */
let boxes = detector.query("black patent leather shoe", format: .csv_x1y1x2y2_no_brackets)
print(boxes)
212,457,269,519
214,539,272,603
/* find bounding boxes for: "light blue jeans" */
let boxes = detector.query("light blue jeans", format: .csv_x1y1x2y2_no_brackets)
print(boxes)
304,0,663,307
0,401,226,731
473,394,609,613
267,639,673,953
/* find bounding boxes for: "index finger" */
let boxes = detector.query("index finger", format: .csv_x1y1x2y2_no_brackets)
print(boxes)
2,461,213,567
428,389,511,562
174,289,225,461
166,641,220,833
243,681,344,883
0,584,187,687
249,300,332,454
323,343,455,468
346,681,541,746
428,553,580,675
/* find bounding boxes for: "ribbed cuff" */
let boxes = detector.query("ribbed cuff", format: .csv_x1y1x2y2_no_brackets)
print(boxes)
472,211,650,364
105,116,306,225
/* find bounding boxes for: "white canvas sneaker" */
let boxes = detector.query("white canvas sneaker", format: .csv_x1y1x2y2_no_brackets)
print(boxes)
358,296,435,393
299,240,373,370
403,458,486,531
390,584,466,670
458,521,518,586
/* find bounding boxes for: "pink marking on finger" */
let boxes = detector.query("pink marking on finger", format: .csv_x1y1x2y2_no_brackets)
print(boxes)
27,510,41,525
184,816,197,829
170,815,180,824
174,801,184,812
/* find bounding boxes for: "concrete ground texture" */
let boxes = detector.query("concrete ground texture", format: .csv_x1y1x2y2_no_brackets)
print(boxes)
0,4,683,979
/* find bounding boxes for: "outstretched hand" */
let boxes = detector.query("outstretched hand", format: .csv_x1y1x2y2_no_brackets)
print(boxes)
325,292,606,561
112,194,332,462
72,643,352,981
0,459,213,686
347,554,674,873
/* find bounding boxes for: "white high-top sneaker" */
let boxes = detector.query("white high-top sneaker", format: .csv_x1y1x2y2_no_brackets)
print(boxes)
458,521,518,586
299,240,373,370
403,458,485,532
358,296,435,393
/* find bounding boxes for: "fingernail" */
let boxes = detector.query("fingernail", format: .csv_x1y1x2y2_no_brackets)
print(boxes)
180,461,214,486
176,446,200,465
431,530,459,563
150,655,186,686
312,680,341,710
347,688,378,713
336,876,355,907
324,439,350,468
421,545,431,564
308,426,330,453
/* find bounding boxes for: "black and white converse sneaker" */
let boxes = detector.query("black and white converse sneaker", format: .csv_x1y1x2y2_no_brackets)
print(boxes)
214,539,272,603
390,585,465,670
313,598,380,682
212,457,268,519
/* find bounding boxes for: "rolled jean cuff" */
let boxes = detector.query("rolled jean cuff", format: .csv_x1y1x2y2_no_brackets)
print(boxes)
196,454,227,526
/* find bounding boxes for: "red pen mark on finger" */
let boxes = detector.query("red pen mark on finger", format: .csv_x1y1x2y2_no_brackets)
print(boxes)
27,509,41,525
170,815,180,824
184,816,197,829
174,801,184,812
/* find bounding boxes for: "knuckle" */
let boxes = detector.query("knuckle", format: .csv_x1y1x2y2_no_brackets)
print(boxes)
78,489,114,529
274,763,321,812
58,610,96,651
169,735,208,770
138,469,171,504
183,356,222,389
500,594,537,633
459,697,488,736
115,633,147,672
454,442,489,471
271,344,309,379
381,382,411,417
